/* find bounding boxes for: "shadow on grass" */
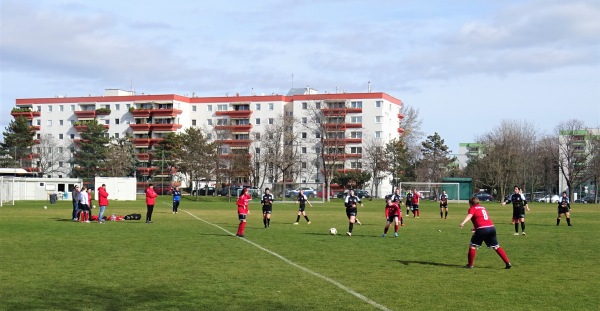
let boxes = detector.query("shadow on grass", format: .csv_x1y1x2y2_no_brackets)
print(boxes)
395,260,469,268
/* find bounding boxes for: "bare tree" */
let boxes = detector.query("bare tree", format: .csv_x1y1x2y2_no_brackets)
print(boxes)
362,137,388,198
35,134,71,177
179,127,217,198
104,137,137,177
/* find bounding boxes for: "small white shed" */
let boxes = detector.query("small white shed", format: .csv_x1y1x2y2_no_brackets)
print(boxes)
94,177,137,201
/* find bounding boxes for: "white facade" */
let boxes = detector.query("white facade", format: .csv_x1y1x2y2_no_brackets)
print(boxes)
14,88,403,197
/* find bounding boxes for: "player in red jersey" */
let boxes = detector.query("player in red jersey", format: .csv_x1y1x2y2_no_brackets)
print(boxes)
382,199,401,237
459,196,512,269
412,189,421,218
236,188,252,237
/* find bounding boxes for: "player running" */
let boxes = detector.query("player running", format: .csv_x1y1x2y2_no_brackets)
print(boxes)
382,199,401,237
557,192,572,226
390,188,404,226
460,196,512,269
411,189,421,218
344,189,364,236
261,188,274,228
439,190,449,219
502,186,530,235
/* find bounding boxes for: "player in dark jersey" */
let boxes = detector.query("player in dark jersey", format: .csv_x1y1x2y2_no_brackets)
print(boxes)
344,190,364,236
293,190,312,225
390,188,404,226
261,188,274,228
557,192,572,226
382,199,401,237
405,191,413,216
460,196,512,269
439,190,449,219
502,186,530,235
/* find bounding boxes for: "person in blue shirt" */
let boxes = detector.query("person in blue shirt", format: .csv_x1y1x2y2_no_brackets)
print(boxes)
172,187,181,214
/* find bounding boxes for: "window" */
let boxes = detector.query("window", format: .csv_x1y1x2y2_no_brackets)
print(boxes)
351,162,362,169
192,106,197,112
255,133,261,140
375,131,382,138
268,118,274,125
316,132,321,138
70,105,75,111
302,117,307,124
375,116,382,123
315,147,321,154
192,120,196,126
268,103,274,110
36,119,41,126
70,134,75,139
217,119,228,126
255,148,260,154
114,133,120,139
217,104,227,111
350,116,362,123
58,147,63,153
115,118,120,124
208,105,213,111
47,120,52,126
302,132,307,139
59,161,64,167
69,120,74,125
350,131,362,138
115,104,120,110
350,101,362,108
302,102,308,109
126,104,131,110
301,162,307,169
350,147,362,154
36,106,41,112
315,102,321,109
301,147,307,154
104,119,109,125
59,105,64,112
376,100,382,108
59,134,64,139
256,103,261,110
207,133,212,140
59,120,64,126
208,119,214,126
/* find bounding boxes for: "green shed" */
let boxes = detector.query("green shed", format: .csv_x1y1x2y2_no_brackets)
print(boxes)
441,177,473,201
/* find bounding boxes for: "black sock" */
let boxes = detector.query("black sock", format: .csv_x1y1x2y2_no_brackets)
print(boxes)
445,211,448,218
304,216,310,222
296,215,300,222
521,222,525,232
557,218,561,226
349,222,354,233
440,211,443,218
566,218,571,225
267,218,270,225
263,219,267,227
514,223,519,233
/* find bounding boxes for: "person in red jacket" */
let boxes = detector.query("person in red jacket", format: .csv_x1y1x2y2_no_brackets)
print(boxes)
87,188,93,219
145,184,159,224
459,196,511,269
236,188,252,237
382,199,401,237
97,184,109,224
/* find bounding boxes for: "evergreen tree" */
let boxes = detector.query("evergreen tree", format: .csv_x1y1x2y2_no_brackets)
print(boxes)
420,132,455,182
71,120,109,178
1,116,35,167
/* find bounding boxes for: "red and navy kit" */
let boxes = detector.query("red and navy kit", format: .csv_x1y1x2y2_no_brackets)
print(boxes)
412,192,420,209
467,204,498,248
468,204,495,229
385,203,401,222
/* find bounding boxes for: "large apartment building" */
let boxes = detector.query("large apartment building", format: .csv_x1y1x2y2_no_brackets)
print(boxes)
12,88,404,195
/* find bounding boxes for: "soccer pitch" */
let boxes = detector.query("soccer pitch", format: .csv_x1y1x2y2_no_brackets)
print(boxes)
1,197,598,310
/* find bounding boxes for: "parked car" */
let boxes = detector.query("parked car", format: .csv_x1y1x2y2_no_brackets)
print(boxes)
153,186,172,195
286,187,317,198
218,186,242,196
535,195,560,203
574,195,596,204
473,192,494,202
317,189,334,198
337,189,371,199
192,186,216,196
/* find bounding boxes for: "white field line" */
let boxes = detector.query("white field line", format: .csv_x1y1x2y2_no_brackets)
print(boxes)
172,205,391,311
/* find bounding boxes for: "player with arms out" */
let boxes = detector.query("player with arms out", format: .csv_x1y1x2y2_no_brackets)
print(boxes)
439,190,449,219
261,188,274,228
502,186,530,235
557,191,572,226
293,190,312,225
390,188,404,226
236,188,252,237
405,190,413,216
382,198,401,237
460,196,512,269
344,189,364,236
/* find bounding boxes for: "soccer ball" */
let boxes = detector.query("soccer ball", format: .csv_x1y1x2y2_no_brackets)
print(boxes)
329,228,337,235
43,206,47,209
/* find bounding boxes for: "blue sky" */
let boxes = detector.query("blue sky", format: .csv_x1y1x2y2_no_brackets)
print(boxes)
1,0,598,151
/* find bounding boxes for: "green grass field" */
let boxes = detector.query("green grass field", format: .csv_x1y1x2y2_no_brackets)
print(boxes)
1,197,599,311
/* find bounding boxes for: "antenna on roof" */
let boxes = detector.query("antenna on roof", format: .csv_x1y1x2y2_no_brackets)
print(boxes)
291,73,294,89
368,81,371,93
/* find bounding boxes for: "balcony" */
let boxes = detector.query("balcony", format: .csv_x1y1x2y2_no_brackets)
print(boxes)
30,126,41,131
130,124,151,132
215,139,252,147
150,124,183,132
398,113,405,119
74,110,97,119
136,166,158,175
215,110,252,118
337,169,361,174
96,108,111,116
22,153,40,161
149,138,164,145
322,123,362,130
214,124,253,132
219,153,252,159
323,154,362,160
323,138,362,145
137,153,150,161
11,110,41,119
321,108,362,116
130,109,152,117
132,138,151,146
74,124,109,132
397,128,405,134
151,108,183,117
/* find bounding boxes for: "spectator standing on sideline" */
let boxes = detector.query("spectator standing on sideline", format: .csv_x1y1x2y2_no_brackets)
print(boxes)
293,190,312,225
440,190,449,219
78,186,90,223
390,188,404,226
502,186,530,235
72,185,80,221
557,192,572,226
172,187,181,214
97,184,109,223
412,189,421,218
460,196,512,269
145,184,158,224
261,188,274,228
236,188,252,237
